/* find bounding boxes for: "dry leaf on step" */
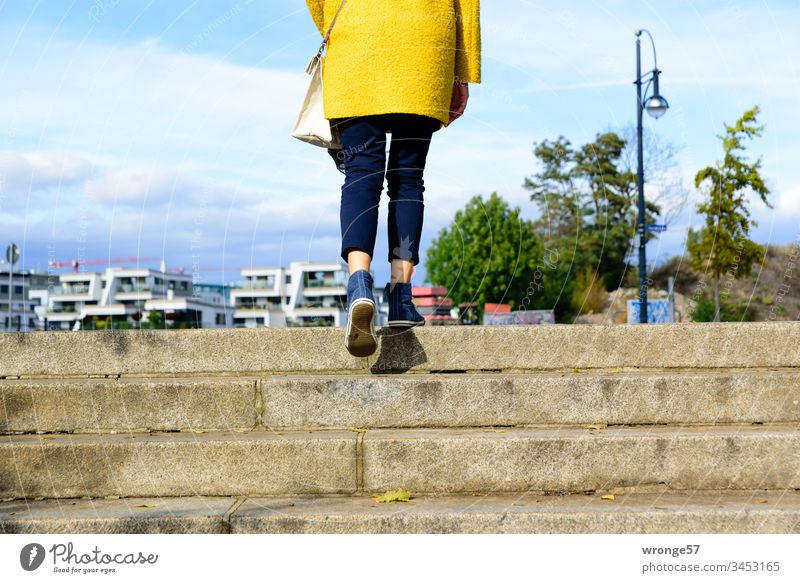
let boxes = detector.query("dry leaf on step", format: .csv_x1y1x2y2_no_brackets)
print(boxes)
134,503,157,508
348,427,368,433
600,494,616,500
373,488,411,503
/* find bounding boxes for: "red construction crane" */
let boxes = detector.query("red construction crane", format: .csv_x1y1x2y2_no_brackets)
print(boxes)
48,256,159,273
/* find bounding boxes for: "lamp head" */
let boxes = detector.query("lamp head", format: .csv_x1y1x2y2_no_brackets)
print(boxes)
645,68,668,119
645,94,669,119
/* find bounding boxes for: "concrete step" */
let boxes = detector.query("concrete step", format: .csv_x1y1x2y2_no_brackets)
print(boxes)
2,322,800,377
0,376,259,434
0,430,357,499
2,424,798,498
362,424,800,494
3,369,800,434
262,369,800,429
2,490,799,533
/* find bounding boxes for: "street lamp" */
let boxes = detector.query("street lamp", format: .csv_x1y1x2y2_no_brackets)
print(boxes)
634,29,669,323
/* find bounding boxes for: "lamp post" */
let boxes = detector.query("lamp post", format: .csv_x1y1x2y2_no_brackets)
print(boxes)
634,29,669,323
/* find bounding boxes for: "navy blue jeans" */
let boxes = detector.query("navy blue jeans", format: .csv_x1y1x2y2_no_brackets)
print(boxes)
333,113,439,266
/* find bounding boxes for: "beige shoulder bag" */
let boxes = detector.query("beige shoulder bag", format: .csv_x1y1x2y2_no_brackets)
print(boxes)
292,0,348,149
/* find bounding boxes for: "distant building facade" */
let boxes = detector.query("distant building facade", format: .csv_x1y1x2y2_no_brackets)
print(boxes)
34,266,230,330
231,261,387,328
0,268,50,332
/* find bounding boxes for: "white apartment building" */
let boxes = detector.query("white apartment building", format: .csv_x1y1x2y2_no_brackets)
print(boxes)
231,261,387,328
0,268,50,332
230,267,287,328
36,264,230,330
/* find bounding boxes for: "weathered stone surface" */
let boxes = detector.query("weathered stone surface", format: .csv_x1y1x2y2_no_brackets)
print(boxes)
2,322,800,377
0,496,234,534
231,491,800,534
0,376,257,433
362,424,800,493
261,370,800,429
0,431,356,498
5,491,799,534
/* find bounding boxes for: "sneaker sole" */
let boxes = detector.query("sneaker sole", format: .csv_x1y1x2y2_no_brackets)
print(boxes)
345,299,377,357
387,319,426,328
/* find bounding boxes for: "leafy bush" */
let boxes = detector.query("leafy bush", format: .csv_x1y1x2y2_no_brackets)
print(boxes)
690,293,754,322
571,269,608,314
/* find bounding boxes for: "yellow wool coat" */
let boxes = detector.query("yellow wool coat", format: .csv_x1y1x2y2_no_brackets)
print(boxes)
305,0,481,129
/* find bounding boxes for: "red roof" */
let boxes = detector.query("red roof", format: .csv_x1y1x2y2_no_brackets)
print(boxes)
484,303,511,313
412,286,447,297
414,296,453,307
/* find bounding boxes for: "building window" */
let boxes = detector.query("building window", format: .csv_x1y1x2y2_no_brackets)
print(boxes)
285,274,291,284
180,281,188,291
14,285,23,294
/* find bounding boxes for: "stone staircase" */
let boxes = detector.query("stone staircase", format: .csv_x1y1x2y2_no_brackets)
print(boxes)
1,322,799,533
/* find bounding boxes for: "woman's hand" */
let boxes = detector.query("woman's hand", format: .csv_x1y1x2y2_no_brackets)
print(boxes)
448,80,469,124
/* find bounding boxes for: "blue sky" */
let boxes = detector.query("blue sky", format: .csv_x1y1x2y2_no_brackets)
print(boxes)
0,0,798,289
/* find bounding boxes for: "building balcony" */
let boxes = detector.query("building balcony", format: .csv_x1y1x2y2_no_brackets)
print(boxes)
231,289,282,300
51,292,94,302
242,281,277,290
303,278,345,289
117,284,152,293
301,287,347,298
45,310,80,322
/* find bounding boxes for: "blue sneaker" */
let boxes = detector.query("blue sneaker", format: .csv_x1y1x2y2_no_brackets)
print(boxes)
384,281,425,327
345,269,377,357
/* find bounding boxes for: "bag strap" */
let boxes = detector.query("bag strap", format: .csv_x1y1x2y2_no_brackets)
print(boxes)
318,0,348,54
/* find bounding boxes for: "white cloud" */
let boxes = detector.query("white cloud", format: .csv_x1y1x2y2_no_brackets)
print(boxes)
84,166,197,203
775,185,800,216
2,1,800,285
0,150,95,197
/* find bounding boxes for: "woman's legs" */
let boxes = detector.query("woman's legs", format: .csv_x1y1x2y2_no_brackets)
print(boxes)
337,112,437,282
337,115,388,275
385,114,438,283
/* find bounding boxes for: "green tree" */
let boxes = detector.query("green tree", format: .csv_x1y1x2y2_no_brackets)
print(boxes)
690,292,754,322
686,105,771,321
424,192,545,318
524,133,661,295
141,309,165,329
574,132,649,290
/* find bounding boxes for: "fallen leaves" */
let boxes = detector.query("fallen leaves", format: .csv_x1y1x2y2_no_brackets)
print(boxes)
348,427,368,433
600,494,616,501
373,488,411,503
134,503,157,509
584,424,606,430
